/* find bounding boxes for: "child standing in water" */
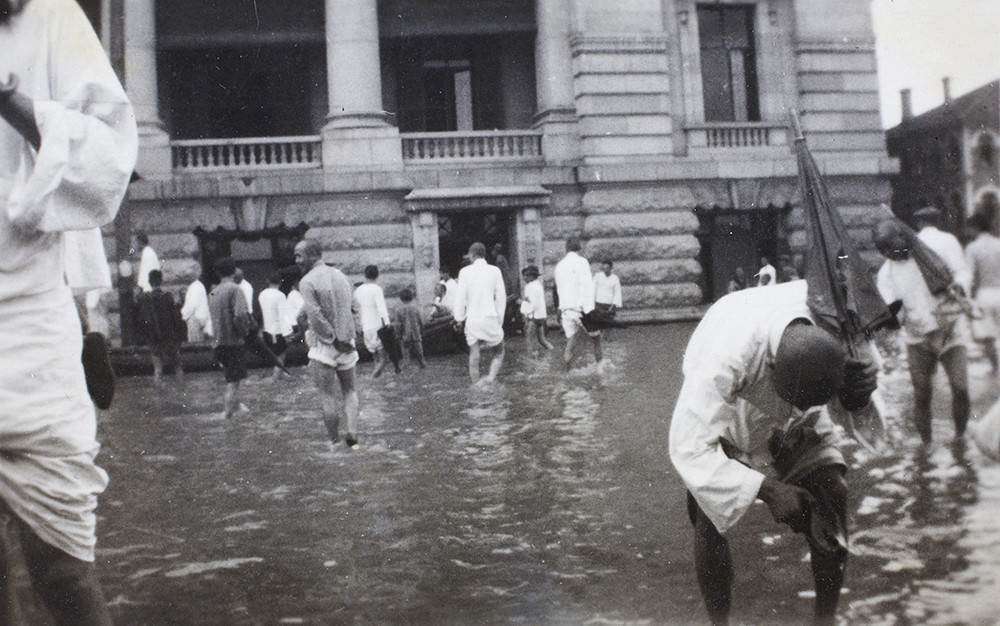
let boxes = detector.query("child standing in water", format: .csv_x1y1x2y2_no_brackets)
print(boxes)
520,265,553,353
392,287,428,369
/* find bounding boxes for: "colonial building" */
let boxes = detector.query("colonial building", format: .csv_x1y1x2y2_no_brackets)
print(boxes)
886,79,1000,236
88,0,893,344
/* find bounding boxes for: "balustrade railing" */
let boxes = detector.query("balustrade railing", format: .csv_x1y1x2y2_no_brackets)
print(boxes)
172,136,323,171
685,122,789,149
401,130,543,163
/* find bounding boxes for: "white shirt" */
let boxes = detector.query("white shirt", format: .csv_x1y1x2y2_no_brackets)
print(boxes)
756,263,777,287
520,278,547,319
258,286,288,336
0,0,137,304
918,226,971,293
181,279,212,335
136,245,160,292
669,280,842,534
440,277,458,312
554,251,595,313
966,232,1000,293
453,258,506,324
237,279,254,312
593,271,623,307
354,282,390,331
877,258,940,342
284,289,304,333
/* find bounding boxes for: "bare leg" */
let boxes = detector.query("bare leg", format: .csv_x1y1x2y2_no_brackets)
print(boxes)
310,361,341,443
174,350,184,385
797,466,849,625
372,349,386,377
906,344,937,443
223,381,240,419
536,322,554,350
15,513,111,626
150,353,164,385
940,346,970,437
468,342,482,384
336,367,360,442
485,343,505,382
564,332,580,369
592,332,604,363
691,498,732,625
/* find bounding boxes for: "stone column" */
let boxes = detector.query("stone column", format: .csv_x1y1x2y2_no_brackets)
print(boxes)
123,0,170,178
322,0,402,171
533,0,581,165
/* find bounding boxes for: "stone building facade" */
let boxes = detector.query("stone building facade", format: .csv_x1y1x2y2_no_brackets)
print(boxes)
92,0,894,344
886,80,1000,237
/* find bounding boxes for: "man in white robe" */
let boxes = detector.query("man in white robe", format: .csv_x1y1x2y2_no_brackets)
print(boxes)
0,0,137,622
669,281,877,625
453,242,506,384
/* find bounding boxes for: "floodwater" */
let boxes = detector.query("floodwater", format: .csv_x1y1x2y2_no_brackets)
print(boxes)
93,324,1000,625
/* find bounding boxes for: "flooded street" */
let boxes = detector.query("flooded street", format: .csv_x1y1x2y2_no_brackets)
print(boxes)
94,324,1000,625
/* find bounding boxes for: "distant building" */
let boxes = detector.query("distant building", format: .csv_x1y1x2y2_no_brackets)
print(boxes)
886,79,1000,236
83,0,893,343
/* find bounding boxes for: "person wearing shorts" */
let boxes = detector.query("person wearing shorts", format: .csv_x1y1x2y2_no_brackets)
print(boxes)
209,257,252,419
295,239,362,449
453,242,506,385
554,236,603,369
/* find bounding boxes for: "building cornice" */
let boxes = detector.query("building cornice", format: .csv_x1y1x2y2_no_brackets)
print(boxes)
570,34,669,56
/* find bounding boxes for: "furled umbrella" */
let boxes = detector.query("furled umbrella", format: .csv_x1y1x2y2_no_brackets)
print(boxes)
790,110,897,451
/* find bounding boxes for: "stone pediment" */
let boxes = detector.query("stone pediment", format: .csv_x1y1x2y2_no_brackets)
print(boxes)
403,186,552,213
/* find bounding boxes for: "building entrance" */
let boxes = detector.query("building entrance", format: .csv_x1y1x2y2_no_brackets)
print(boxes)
437,211,515,279
693,205,790,301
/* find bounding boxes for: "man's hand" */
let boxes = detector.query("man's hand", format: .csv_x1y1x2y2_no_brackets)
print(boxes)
758,476,812,533
333,337,354,354
838,355,878,411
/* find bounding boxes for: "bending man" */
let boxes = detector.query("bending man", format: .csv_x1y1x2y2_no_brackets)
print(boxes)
669,280,877,625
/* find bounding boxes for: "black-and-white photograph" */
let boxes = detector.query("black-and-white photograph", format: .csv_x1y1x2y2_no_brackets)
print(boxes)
1,0,1000,623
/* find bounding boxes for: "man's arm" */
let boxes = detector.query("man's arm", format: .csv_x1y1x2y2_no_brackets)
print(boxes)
612,275,623,308
300,279,336,343
0,75,40,149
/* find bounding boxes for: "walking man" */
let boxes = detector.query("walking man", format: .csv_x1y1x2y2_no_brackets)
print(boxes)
134,231,160,293
181,264,212,342
354,265,392,377
258,272,290,380
966,212,1000,372
554,236,603,369
874,214,972,442
136,270,185,386
295,239,362,448
208,257,253,419
0,0,137,621
454,242,506,385
593,260,623,319
669,280,877,625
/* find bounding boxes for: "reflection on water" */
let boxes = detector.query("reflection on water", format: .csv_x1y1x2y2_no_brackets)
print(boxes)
94,326,1000,624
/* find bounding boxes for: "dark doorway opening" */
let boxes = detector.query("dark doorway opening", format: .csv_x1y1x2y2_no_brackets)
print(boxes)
437,211,514,278
694,205,791,302
194,222,310,317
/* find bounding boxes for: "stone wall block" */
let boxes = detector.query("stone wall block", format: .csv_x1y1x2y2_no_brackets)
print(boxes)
150,233,200,259
321,248,414,275
542,215,586,239
275,194,407,227
582,185,703,212
623,283,702,308
307,224,412,250
129,200,234,233
615,258,701,284
583,211,699,237
585,234,700,261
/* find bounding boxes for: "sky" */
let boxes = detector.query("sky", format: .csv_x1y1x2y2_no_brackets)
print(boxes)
872,0,1000,128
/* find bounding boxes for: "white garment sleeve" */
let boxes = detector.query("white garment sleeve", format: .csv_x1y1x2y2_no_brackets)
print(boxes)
5,6,137,234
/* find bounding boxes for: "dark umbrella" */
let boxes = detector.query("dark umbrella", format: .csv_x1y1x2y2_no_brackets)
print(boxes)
377,325,403,373
790,110,896,451
245,330,293,376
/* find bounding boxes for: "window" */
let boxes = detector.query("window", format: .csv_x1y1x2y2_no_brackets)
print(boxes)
697,4,760,122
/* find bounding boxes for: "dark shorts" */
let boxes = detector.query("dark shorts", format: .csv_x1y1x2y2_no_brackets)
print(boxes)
263,332,287,356
214,345,249,382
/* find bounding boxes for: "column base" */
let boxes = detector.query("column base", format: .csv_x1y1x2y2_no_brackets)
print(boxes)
322,119,403,172
533,107,582,166
134,124,172,180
